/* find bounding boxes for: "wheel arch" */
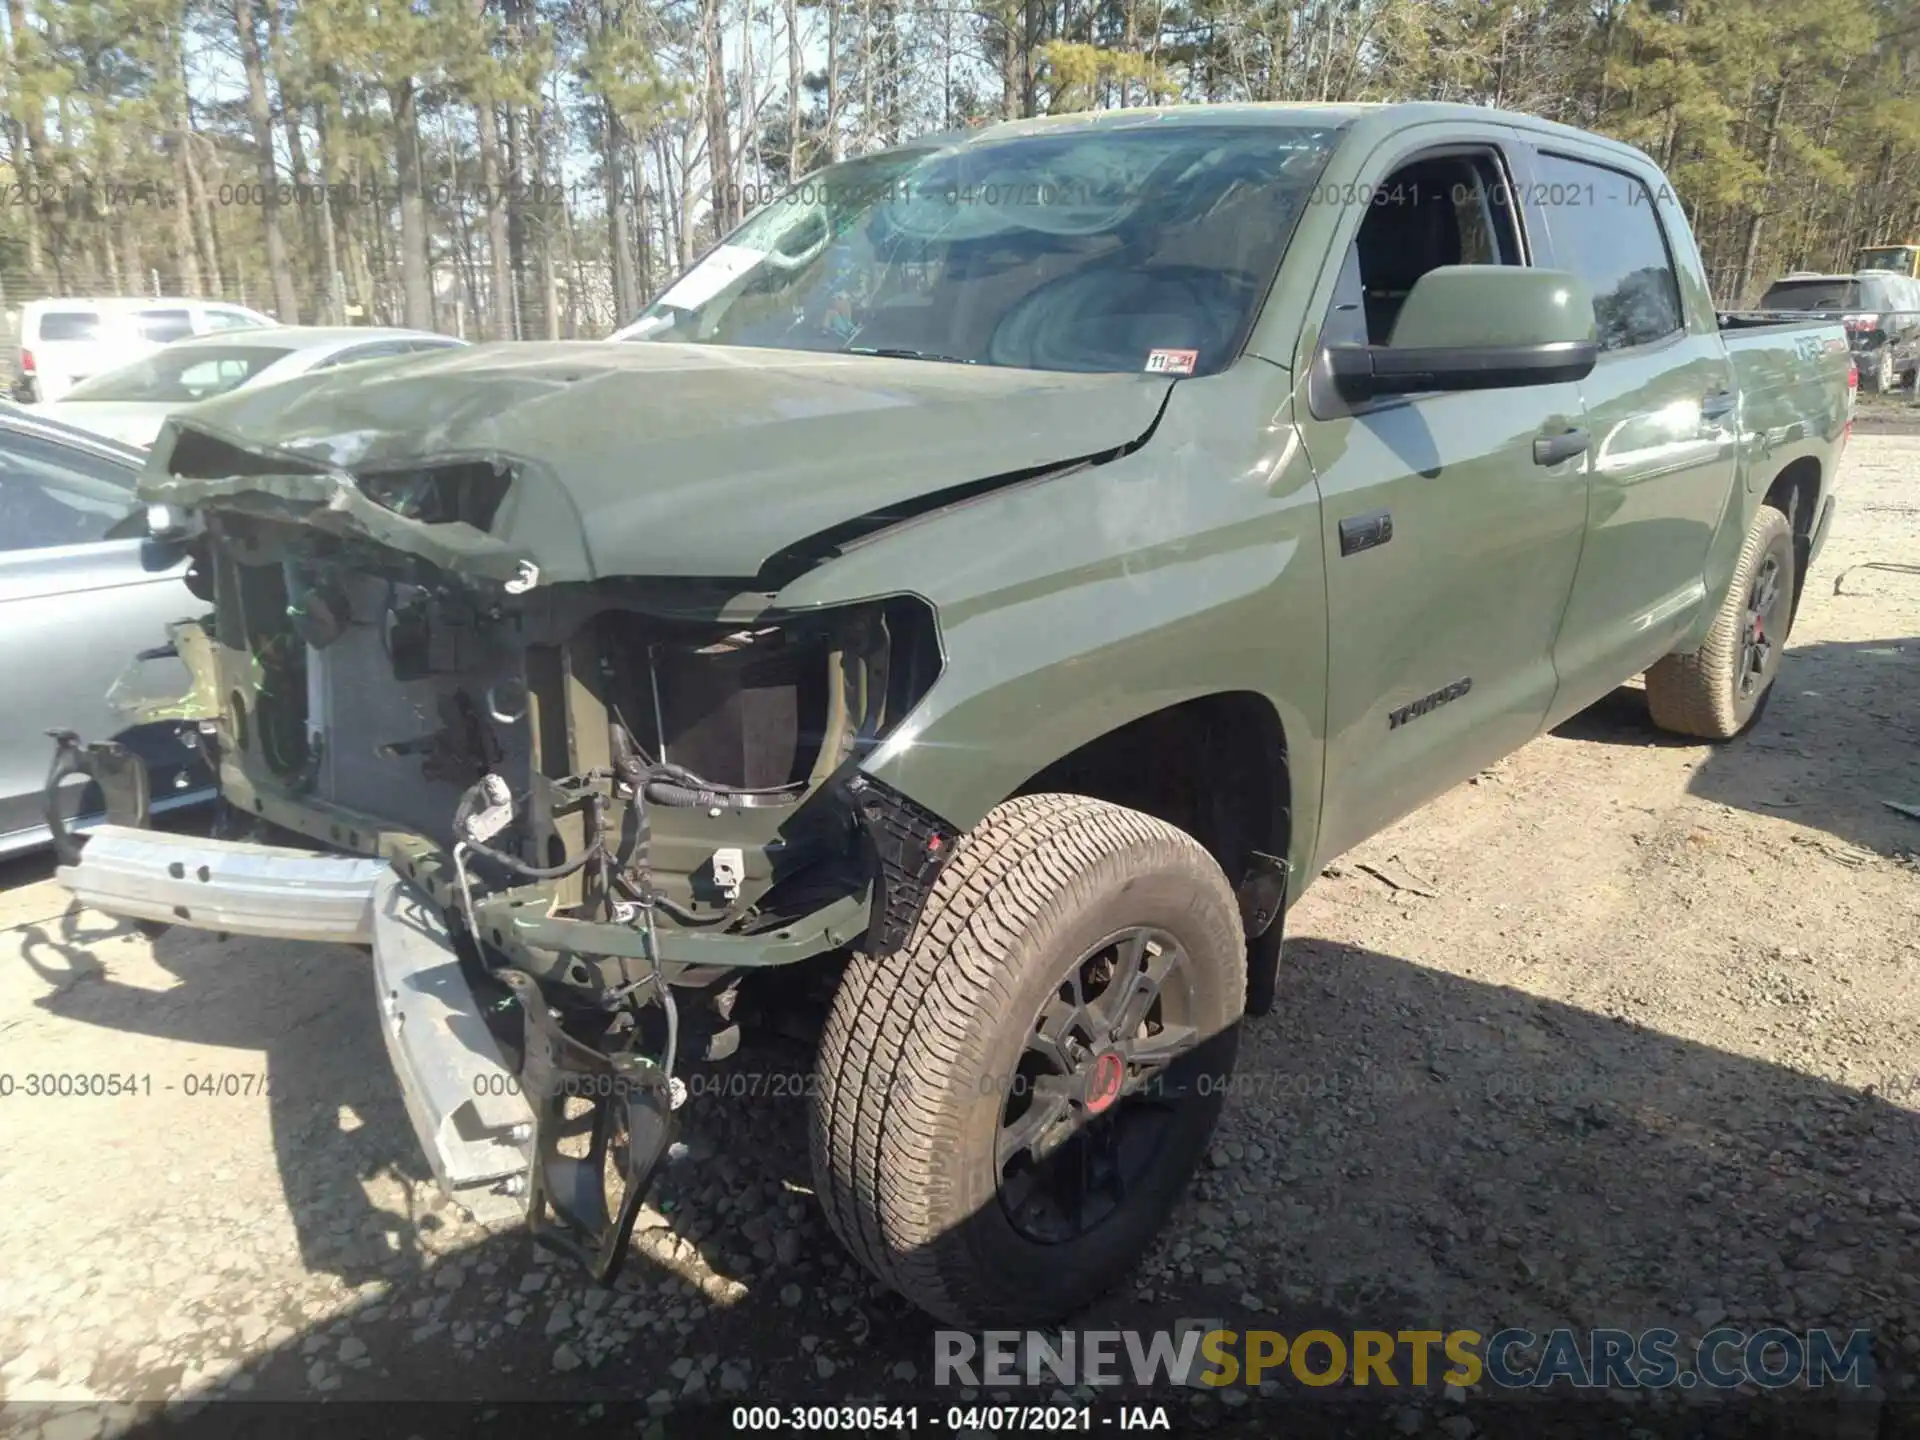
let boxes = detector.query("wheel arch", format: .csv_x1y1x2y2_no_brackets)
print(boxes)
1012,690,1293,902
1763,454,1821,622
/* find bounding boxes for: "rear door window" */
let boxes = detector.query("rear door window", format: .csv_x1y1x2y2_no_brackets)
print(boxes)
136,309,195,343
1533,151,1685,351
35,311,102,342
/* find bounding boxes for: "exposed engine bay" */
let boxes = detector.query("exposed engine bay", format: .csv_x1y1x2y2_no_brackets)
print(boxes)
178,501,950,982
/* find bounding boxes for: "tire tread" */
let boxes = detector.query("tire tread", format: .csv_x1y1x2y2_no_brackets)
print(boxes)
809,793,1242,1324
1646,504,1794,740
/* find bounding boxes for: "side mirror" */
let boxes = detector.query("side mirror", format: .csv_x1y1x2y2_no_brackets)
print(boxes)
1327,265,1599,401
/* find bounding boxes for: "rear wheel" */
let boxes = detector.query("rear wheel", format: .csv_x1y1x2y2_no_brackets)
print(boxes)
1645,504,1796,740
1869,347,1896,393
810,793,1245,1325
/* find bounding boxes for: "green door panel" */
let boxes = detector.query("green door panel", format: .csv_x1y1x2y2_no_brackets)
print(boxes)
1282,119,1591,863
1299,376,1590,861
1544,333,1733,721
773,360,1330,884
1523,147,1739,725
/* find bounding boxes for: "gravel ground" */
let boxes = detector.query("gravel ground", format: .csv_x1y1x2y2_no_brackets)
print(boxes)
1,428,1918,1438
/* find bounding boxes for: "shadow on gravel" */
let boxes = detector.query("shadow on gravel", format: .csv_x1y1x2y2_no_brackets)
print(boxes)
12,915,449,1286
1553,637,1920,864
25,932,1903,1440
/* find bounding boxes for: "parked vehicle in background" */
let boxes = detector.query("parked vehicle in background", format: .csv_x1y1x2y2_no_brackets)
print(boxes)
1755,271,1920,392
0,406,214,856
15,297,277,404
39,327,470,449
1856,243,1920,277
48,102,1851,1327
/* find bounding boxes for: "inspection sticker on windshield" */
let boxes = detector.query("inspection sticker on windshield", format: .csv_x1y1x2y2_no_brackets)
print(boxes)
1145,348,1199,375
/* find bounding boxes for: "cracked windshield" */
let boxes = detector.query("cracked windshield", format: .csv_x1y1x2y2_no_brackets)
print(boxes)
615,124,1342,374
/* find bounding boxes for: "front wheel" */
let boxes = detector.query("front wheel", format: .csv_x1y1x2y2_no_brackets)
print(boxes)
810,793,1246,1326
1645,504,1796,740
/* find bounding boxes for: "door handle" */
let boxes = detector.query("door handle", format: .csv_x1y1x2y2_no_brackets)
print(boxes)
1532,427,1589,467
1701,388,1736,422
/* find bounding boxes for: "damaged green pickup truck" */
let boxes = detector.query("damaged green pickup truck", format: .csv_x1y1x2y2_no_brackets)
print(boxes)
51,102,1852,1326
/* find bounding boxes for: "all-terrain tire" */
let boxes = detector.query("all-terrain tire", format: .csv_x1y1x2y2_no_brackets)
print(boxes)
809,793,1246,1326
1645,504,1796,740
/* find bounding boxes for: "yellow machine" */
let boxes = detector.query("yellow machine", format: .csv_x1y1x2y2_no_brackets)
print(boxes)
1857,243,1920,276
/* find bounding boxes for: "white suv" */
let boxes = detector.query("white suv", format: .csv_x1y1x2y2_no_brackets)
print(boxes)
15,297,277,403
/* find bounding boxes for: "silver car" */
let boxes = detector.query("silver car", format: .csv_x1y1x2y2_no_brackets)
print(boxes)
38,326,469,450
0,405,212,855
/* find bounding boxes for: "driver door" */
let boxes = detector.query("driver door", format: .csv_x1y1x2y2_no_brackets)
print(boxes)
1294,133,1593,861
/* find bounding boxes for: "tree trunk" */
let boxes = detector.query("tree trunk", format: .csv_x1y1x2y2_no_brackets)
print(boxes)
170,138,202,294
264,4,319,294
535,75,561,339
312,102,343,321
180,53,226,291
184,136,225,292
232,0,300,322
1022,0,1038,116
471,96,513,339
467,0,515,340
503,0,534,330
388,77,436,329
677,129,698,266
505,98,531,329
861,0,873,142
605,106,640,322
1736,78,1790,303
563,194,583,336
4,0,45,277
742,0,757,194
630,149,655,300
703,0,737,231
652,130,683,272
998,1,1019,119
827,0,842,158
165,33,202,296
786,0,801,178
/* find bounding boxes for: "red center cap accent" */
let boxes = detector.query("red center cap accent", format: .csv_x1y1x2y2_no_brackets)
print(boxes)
1086,1051,1126,1114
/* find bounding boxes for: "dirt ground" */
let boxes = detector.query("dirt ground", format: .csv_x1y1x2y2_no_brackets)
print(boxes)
2,419,1918,1438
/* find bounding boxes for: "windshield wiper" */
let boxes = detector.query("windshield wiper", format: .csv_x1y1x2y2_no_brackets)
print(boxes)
845,345,979,365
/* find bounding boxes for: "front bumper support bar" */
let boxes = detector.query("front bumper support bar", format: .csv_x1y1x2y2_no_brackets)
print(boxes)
369,873,535,1223
56,823,390,944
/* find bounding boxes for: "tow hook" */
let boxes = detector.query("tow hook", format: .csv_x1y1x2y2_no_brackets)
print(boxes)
498,969,678,1285
43,729,153,867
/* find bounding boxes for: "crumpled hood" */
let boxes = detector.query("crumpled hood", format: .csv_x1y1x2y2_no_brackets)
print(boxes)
142,341,1173,586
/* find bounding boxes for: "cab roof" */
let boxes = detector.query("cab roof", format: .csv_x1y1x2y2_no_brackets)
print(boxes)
912,101,1661,173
